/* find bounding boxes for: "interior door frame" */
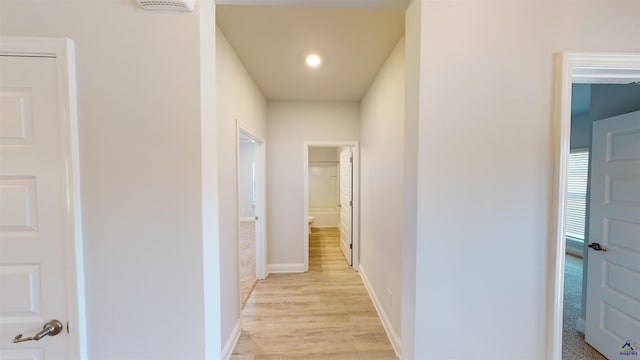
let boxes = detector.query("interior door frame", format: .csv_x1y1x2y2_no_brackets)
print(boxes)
303,141,360,271
236,121,267,280
0,36,86,359
548,52,640,359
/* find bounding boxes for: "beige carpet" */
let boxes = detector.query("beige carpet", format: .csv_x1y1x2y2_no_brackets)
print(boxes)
563,254,606,360
240,221,257,309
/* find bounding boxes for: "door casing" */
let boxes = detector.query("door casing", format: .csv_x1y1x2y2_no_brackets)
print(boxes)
303,141,360,271
0,36,86,359
236,121,267,280
548,52,640,359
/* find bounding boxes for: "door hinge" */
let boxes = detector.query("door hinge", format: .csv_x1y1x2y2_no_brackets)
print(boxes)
350,243,352,249
350,156,353,163
350,200,352,206
255,216,259,221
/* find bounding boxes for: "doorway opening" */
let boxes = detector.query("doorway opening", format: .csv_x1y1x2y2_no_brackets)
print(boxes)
237,124,266,309
304,142,360,272
550,52,640,359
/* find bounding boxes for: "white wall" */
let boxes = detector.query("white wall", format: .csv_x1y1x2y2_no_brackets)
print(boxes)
411,1,640,359
402,2,420,357
308,164,339,227
239,140,257,218
308,147,339,227
216,27,267,349
359,37,405,351
267,102,359,266
0,1,216,358
308,165,338,209
309,147,338,162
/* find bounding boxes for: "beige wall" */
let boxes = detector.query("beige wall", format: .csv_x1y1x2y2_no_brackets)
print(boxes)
0,1,217,358
402,1,421,357
216,27,267,348
359,37,405,352
410,1,640,358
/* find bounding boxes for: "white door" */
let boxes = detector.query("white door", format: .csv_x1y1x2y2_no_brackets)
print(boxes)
339,148,352,265
585,110,640,358
0,56,72,358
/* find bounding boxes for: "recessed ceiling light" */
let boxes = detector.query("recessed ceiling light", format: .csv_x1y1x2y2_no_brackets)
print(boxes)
306,54,321,68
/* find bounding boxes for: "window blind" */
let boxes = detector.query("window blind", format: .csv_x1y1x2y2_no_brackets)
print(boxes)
566,151,589,240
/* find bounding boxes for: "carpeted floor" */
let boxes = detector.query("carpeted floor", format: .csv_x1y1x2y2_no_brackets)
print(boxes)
240,221,257,309
563,254,607,360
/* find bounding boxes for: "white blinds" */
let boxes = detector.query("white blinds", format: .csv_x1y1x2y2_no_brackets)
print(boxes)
566,151,589,240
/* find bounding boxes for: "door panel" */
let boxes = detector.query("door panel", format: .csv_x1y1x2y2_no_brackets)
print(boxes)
339,148,352,265
585,110,640,358
0,56,69,358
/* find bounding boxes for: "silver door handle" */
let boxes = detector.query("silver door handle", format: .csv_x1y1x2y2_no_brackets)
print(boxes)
12,320,63,343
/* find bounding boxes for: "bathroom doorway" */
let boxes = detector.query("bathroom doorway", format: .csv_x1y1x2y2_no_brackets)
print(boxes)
304,141,360,271
237,125,266,308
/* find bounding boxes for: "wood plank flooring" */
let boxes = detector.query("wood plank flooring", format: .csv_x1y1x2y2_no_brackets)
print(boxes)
231,227,397,360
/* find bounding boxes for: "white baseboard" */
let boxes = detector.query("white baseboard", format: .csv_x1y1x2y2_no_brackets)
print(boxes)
359,265,402,358
222,320,241,360
267,263,305,273
576,318,585,333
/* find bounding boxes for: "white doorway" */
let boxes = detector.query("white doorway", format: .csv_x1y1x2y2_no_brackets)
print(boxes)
0,37,85,359
549,52,640,359
304,142,359,271
236,122,267,310
338,147,353,266
237,131,258,308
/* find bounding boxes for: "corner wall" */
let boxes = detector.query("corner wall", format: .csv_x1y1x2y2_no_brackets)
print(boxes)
401,1,421,357
413,1,640,358
266,102,359,267
359,37,405,353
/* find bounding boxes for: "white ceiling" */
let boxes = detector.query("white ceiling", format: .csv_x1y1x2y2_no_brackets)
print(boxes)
216,0,411,10
216,5,405,101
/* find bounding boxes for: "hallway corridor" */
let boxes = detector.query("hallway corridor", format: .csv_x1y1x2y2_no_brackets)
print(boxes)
231,228,397,359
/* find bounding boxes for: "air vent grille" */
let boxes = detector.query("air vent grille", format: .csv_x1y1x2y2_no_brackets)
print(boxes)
136,0,195,12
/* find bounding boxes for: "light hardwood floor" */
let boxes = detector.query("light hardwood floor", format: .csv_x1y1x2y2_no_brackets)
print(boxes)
231,227,398,360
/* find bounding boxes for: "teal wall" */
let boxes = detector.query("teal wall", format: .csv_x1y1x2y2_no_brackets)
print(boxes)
571,83,640,149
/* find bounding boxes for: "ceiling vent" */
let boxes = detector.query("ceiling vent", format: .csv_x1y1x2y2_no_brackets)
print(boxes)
136,0,195,12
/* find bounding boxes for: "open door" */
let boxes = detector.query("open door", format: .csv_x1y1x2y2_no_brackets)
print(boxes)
339,147,353,265
585,110,640,358
0,44,83,359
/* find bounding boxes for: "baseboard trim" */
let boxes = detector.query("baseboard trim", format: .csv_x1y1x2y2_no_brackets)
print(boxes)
222,320,241,360
575,318,585,333
267,263,305,273
359,264,402,358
